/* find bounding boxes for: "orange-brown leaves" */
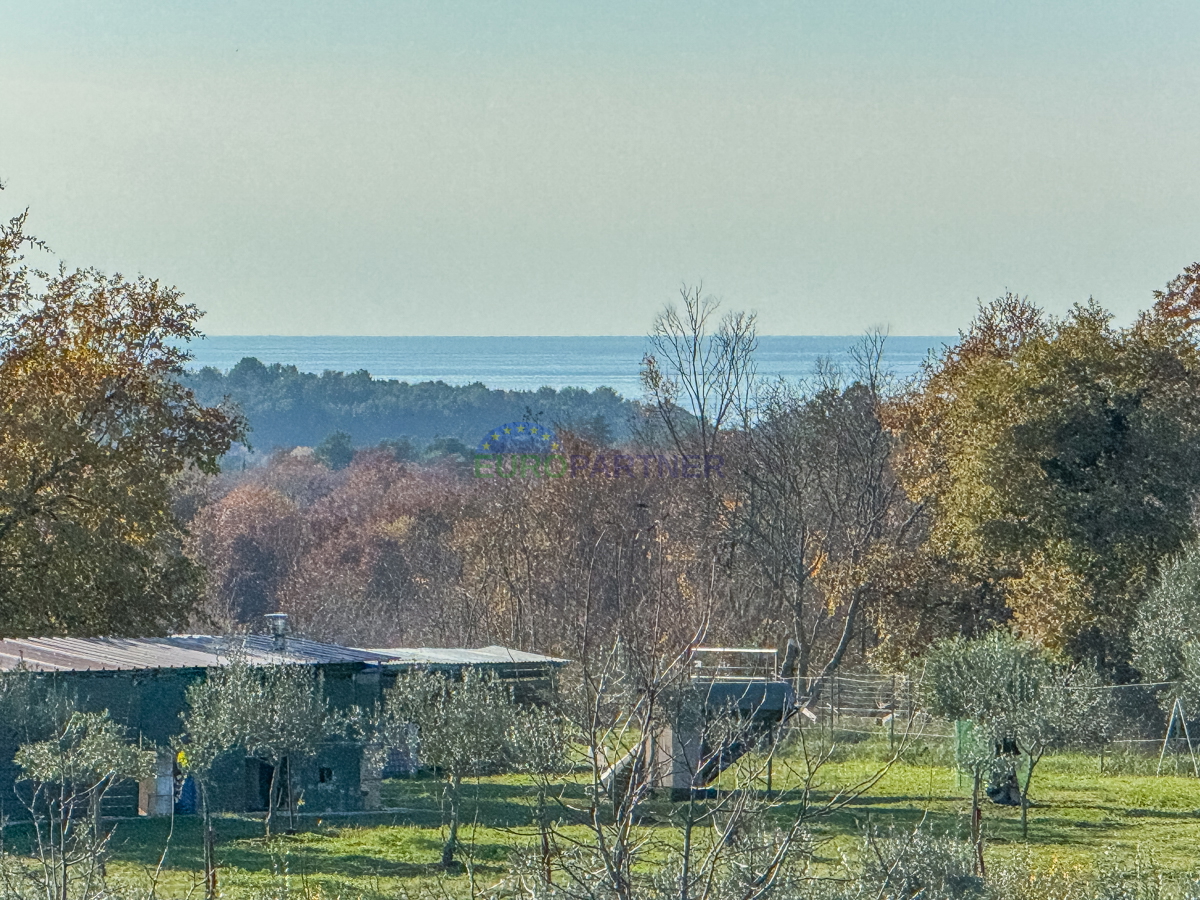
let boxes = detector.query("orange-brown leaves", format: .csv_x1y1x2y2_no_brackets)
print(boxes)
1148,262,1200,329
0,207,245,635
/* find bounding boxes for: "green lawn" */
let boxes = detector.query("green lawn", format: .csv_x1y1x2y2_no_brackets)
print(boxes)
23,731,1200,898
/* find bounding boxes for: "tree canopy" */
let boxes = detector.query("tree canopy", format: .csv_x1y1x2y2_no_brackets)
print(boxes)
0,204,245,635
920,631,1106,835
178,658,337,835
893,287,1200,674
1132,538,1200,712
164,261,1200,687
380,667,530,867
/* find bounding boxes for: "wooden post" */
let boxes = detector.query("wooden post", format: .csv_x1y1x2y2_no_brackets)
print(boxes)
954,719,968,791
971,771,985,876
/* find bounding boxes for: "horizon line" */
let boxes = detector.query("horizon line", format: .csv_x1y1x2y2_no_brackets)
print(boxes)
195,333,960,340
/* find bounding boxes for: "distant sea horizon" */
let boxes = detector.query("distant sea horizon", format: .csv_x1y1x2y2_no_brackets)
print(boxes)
187,335,956,398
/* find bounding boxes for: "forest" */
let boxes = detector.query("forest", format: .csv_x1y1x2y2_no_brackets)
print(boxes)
7,187,1200,689
182,358,635,454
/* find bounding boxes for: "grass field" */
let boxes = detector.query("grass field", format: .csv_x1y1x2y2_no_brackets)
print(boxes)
13,728,1200,898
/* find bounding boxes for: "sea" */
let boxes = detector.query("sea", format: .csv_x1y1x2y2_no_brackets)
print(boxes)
186,335,954,398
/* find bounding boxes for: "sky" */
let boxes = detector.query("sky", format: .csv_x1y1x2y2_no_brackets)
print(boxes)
2,2,1199,336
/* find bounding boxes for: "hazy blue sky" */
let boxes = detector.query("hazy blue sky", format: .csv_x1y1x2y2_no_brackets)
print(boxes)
3,2,1199,336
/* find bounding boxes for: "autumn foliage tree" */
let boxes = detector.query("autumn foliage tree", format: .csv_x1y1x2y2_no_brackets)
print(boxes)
181,268,1200,687
187,485,303,627
892,287,1200,675
0,201,245,635
188,451,470,646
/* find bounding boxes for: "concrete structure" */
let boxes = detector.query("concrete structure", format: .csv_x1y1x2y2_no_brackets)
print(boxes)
657,648,796,798
0,630,565,820
599,648,797,802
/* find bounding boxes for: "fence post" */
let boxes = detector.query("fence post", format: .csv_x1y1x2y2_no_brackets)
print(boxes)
890,675,896,749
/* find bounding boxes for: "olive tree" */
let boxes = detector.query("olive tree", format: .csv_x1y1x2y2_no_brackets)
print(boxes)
921,631,1106,843
1133,539,1200,713
514,638,907,900
378,668,528,869
507,702,573,885
178,658,338,839
0,668,74,754
14,711,154,900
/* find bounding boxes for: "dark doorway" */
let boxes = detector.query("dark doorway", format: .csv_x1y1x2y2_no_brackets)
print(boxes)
244,758,290,812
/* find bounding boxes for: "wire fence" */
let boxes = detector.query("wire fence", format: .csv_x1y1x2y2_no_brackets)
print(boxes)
688,654,1193,752
790,672,1179,714
795,672,920,724
782,672,1196,756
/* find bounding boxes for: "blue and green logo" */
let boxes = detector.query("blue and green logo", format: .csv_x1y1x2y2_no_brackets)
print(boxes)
473,421,726,480
474,422,568,478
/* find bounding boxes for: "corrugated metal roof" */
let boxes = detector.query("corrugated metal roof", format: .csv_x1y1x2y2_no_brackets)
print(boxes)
365,646,570,667
0,635,393,673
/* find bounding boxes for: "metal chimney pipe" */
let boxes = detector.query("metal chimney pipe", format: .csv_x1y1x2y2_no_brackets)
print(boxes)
264,613,289,652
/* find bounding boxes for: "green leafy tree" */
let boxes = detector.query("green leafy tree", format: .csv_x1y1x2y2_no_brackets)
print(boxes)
0,669,74,750
313,430,355,470
173,670,236,899
507,702,572,884
422,435,470,463
895,287,1200,675
1132,539,1200,715
16,710,155,899
0,202,246,636
921,631,1106,841
178,658,338,839
184,358,634,451
377,437,417,462
379,668,525,868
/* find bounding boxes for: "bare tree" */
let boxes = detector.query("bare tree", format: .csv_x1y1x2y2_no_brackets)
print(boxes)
641,285,758,464
735,331,920,693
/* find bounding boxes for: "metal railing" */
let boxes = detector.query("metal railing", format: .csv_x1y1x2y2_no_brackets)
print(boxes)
691,647,779,682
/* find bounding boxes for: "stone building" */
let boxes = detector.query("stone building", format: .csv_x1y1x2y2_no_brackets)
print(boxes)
0,629,565,820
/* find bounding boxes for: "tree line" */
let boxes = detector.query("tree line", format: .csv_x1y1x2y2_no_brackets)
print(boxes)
182,356,634,453
175,269,1200,690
